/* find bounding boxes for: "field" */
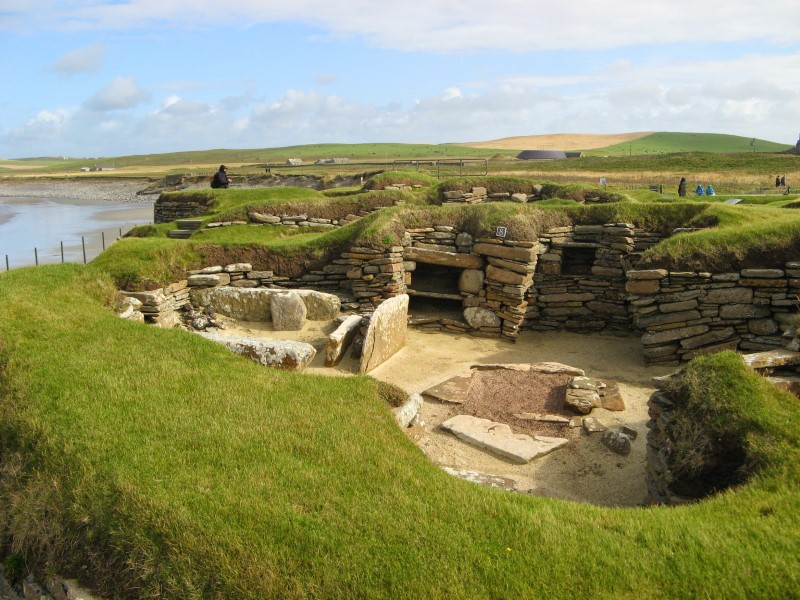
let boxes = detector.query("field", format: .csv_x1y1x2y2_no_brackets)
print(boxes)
2,145,800,598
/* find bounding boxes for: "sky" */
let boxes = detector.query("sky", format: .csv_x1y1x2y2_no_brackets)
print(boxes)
1,0,799,158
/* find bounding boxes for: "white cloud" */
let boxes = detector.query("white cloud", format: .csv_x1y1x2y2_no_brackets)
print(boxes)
4,46,800,157
84,76,151,111
48,43,104,74
315,73,338,85
6,1,799,52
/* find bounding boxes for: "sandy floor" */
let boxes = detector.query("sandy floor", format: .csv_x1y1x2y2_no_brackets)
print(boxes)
217,317,675,507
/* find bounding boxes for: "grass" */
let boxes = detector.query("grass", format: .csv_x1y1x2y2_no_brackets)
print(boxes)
586,132,793,156
0,267,799,598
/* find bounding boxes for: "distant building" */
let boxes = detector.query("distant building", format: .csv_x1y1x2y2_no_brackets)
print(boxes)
565,151,584,158
81,164,115,171
516,150,568,160
796,133,800,153
286,158,304,166
315,157,350,165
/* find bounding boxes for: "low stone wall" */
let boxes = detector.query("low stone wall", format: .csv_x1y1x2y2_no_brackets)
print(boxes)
153,196,210,223
646,386,694,505
120,279,190,327
628,264,800,365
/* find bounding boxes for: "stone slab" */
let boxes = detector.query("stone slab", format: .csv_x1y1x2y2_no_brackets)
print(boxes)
423,375,473,404
440,415,568,464
360,294,409,373
198,332,316,371
742,348,800,370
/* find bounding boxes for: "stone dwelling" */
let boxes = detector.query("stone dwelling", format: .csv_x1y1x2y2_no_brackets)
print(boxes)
128,208,800,366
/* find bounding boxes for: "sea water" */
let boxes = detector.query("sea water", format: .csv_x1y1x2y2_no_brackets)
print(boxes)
0,196,153,269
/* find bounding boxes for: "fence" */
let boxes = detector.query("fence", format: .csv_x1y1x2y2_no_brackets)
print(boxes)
3,223,144,271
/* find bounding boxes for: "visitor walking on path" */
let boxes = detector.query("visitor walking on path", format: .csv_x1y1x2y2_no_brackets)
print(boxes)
780,175,786,188
776,175,781,188
211,165,231,189
678,177,687,197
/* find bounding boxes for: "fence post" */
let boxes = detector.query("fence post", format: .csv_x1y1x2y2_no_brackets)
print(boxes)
82,237,86,264
35,247,38,266
5,255,8,271
61,241,64,263
102,231,106,250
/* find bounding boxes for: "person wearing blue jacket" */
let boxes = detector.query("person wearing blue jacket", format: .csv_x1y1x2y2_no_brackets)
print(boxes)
695,184,704,196
706,184,715,196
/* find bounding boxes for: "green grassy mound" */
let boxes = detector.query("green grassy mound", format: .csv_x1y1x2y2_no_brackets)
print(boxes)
1,267,799,598
588,132,792,155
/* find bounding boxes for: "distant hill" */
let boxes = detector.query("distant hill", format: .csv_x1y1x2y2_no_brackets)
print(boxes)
459,132,792,155
457,132,653,151
588,132,792,155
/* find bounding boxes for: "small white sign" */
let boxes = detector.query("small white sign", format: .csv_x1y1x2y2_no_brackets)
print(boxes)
495,226,508,238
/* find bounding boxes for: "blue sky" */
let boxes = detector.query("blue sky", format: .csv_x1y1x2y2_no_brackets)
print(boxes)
1,0,799,158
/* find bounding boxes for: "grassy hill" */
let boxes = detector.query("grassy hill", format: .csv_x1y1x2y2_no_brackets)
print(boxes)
586,132,792,156
1,134,794,178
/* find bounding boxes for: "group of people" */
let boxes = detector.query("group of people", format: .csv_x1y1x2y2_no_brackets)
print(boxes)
677,178,715,197
775,175,787,188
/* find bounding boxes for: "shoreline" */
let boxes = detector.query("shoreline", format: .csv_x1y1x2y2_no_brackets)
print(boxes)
0,178,158,205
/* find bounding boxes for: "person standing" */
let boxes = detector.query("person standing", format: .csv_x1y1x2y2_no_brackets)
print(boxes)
678,177,687,197
780,175,786,188
776,175,781,188
211,165,231,189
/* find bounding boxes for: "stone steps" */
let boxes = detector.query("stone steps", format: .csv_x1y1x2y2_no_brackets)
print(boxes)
167,219,204,239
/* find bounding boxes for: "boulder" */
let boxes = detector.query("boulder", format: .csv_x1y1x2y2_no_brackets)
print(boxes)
393,393,423,428
602,430,632,456
440,415,568,463
459,269,484,294
271,292,307,330
191,287,271,321
198,332,316,371
360,294,409,373
463,307,501,329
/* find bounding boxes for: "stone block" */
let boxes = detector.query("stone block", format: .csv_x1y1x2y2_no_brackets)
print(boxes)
360,294,409,373
459,269,485,294
463,307,501,329
626,280,660,295
719,304,771,319
705,287,753,304
271,292,307,330
198,332,316,371
473,242,537,263
440,415,568,464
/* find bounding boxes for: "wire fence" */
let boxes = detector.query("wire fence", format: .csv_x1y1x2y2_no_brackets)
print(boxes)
3,223,145,271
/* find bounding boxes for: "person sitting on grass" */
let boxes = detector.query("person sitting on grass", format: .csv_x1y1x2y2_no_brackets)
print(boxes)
706,184,715,196
695,184,704,196
211,165,231,189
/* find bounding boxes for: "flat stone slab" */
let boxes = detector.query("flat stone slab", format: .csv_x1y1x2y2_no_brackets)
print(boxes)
513,413,570,423
599,381,626,411
198,332,316,371
440,415,568,464
422,374,473,404
742,349,800,370
441,467,518,491
470,362,585,376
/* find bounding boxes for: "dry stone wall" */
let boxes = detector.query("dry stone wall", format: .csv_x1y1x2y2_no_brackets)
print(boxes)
628,264,800,365
123,214,798,366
